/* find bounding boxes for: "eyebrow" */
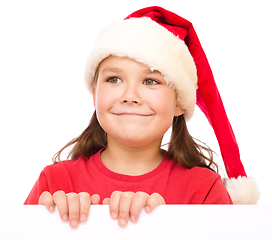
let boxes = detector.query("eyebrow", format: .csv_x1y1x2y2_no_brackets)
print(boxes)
100,67,123,74
100,67,161,75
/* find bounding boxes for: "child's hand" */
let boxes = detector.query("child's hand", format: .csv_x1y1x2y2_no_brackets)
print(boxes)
103,191,165,227
38,191,100,228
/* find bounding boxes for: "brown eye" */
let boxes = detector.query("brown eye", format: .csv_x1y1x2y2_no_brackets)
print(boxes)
144,79,159,85
107,77,122,83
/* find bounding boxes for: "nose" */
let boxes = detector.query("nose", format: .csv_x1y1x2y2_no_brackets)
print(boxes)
121,83,143,105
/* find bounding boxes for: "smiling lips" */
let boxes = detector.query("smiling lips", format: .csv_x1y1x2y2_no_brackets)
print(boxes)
112,112,153,117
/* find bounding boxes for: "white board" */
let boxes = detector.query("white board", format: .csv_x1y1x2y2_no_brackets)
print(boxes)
1,205,271,239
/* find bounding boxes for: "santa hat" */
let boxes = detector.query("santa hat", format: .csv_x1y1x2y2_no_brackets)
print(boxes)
85,6,260,204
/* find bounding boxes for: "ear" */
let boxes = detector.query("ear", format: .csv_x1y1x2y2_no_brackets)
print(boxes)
174,105,185,116
92,89,96,108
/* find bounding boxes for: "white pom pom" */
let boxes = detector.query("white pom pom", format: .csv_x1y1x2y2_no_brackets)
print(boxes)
223,177,261,204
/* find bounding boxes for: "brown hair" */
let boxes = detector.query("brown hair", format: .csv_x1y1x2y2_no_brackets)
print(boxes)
53,110,106,162
53,112,218,172
166,115,217,171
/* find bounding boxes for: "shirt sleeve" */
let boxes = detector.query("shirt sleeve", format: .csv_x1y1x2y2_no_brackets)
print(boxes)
203,178,233,204
24,170,49,205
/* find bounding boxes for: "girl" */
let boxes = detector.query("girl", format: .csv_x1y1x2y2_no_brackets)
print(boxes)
24,6,259,228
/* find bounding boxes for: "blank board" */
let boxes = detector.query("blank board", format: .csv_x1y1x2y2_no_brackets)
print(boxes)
1,205,271,239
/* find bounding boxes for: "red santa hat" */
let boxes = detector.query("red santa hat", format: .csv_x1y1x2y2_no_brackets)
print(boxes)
85,6,260,204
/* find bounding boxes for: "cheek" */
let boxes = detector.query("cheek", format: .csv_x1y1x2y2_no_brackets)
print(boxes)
94,86,118,130
147,90,177,133
153,89,177,115
95,85,113,109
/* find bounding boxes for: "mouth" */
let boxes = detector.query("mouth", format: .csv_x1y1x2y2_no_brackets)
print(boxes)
112,112,153,117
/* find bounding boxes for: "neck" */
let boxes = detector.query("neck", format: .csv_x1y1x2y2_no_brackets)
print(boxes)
100,136,163,176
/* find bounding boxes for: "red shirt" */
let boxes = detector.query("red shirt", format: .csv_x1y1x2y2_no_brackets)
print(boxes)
24,148,232,204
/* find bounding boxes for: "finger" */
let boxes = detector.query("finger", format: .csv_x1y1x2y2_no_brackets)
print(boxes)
66,192,80,228
102,198,110,205
109,191,122,220
145,192,165,213
78,192,91,222
130,191,149,223
53,190,69,221
38,191,55,212
117,192,134,227
90,194,100,205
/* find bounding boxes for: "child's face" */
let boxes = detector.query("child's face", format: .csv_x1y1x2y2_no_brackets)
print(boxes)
93,56,184,148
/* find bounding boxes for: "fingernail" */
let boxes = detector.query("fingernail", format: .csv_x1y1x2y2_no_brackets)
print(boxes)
80,214,87,222
49,205,54,212
62,214,69,221
70,220,78,228
130,216,136,222
111,212,118,219
118,218,126,227
146,206,151,213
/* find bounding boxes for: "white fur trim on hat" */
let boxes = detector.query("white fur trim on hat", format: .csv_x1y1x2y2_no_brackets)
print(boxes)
223,177,261,204
85,17,197,120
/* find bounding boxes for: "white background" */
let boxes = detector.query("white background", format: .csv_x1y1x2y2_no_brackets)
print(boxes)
0,0,271,205
1,205,271,239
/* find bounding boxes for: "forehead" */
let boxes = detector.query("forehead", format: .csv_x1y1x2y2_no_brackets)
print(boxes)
98,56,162,75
